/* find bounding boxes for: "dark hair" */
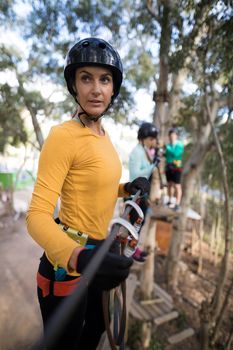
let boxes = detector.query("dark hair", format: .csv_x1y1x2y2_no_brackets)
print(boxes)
168,128,178,135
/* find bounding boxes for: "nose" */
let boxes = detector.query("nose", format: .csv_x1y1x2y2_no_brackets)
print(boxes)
91,79,101,96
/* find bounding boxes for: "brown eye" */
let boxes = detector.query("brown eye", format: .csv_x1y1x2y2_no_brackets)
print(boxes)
100,75,112,84
81,74,91,82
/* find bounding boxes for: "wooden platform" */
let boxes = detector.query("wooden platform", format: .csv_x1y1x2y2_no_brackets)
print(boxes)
168,328,195,344
150,204,177,221
129,281,178,325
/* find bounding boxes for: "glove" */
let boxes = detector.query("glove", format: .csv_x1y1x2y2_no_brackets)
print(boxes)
76,246,133,290
124,177,150,195
153,156,160,166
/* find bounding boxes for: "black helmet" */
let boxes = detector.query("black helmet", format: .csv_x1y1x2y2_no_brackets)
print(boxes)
64,37,123,102
138,123,159,140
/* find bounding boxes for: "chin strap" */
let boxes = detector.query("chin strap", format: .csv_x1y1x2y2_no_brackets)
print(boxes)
76,99,113,124
77,112,86,127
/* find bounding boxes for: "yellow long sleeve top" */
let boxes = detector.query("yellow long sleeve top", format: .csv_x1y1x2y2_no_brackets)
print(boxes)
26,119,128,275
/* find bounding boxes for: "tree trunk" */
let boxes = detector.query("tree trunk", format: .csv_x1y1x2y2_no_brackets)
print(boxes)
213,211,221,267
149,166,162,203
17,74,44,150
226,326,233,350
169,69,188,123
205,97,232,324
165,163,199,289
200,300,211,350
28,108,44,150
152,2,172,141
198,220,204,274
165,99,219,290
199,97,232,348
209,210,216,262
198,190,207,273
211,277,233,345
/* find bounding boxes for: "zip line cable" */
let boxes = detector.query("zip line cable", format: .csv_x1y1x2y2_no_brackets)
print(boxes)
32,190,141,350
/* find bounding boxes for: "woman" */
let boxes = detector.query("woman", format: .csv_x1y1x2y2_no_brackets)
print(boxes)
26,37,149,350
129,122,159,182
128,122,159,262
165,127,184,211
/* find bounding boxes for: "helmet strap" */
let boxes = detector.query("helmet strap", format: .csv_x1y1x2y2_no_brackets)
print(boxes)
77,112,86,127
76,99,113,123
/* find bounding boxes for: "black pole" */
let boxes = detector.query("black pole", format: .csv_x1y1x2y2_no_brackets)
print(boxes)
32,191,141,350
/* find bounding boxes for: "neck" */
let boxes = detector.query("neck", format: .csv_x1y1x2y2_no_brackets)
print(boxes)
75,111,105,136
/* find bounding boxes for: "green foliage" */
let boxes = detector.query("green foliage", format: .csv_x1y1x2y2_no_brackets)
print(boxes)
0,83,27,152
1,0,233,163
127,51,156,89
176,309,188,330
0,0,16,24
149,334,164,350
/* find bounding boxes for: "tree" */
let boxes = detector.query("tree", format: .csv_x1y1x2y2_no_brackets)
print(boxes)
0,82,27,153
165,0,233,287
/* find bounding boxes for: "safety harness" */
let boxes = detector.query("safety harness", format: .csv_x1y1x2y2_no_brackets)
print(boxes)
37,193,144,349
37,273,81,297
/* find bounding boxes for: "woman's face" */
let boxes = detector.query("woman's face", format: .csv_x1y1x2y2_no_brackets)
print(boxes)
143,136,157,149
169,132,178,143
74,66,114,117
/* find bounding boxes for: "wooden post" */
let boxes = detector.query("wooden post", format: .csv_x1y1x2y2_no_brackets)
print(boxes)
191,221,196,256
141,322,152,349
140,214,156,349
140,215,156,299
198,220,204,274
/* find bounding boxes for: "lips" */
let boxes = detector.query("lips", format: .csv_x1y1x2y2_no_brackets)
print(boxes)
88,99,102,104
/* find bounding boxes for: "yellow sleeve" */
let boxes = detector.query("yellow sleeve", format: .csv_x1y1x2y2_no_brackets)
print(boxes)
26,126,78,271
118,183,130,197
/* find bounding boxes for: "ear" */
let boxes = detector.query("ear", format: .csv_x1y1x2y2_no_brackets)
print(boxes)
72,84,77,95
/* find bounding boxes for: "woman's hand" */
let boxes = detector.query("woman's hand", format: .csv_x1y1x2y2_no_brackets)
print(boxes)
76,247,133,290
69,246,86,271
124,177,150,195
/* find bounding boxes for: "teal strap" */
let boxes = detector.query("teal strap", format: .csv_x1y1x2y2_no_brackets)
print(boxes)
85,244,95,249
54,244,96,281
55,267,67,281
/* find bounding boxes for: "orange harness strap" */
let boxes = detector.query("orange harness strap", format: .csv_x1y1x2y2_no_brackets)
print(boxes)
37,272,81,297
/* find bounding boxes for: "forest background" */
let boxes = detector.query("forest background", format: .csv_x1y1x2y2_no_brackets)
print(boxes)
0,1,232,350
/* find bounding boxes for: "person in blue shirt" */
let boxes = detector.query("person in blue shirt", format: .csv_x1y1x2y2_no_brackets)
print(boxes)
165,128,184,211
128,122,159,262
129,123,159,182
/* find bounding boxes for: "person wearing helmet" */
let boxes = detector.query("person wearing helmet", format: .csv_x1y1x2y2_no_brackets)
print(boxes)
129,122,159,181
127,122,159,262
165,128,184,211
26,38,150,350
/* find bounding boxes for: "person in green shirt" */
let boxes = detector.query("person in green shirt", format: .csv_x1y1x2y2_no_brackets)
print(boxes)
165,128,184,210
